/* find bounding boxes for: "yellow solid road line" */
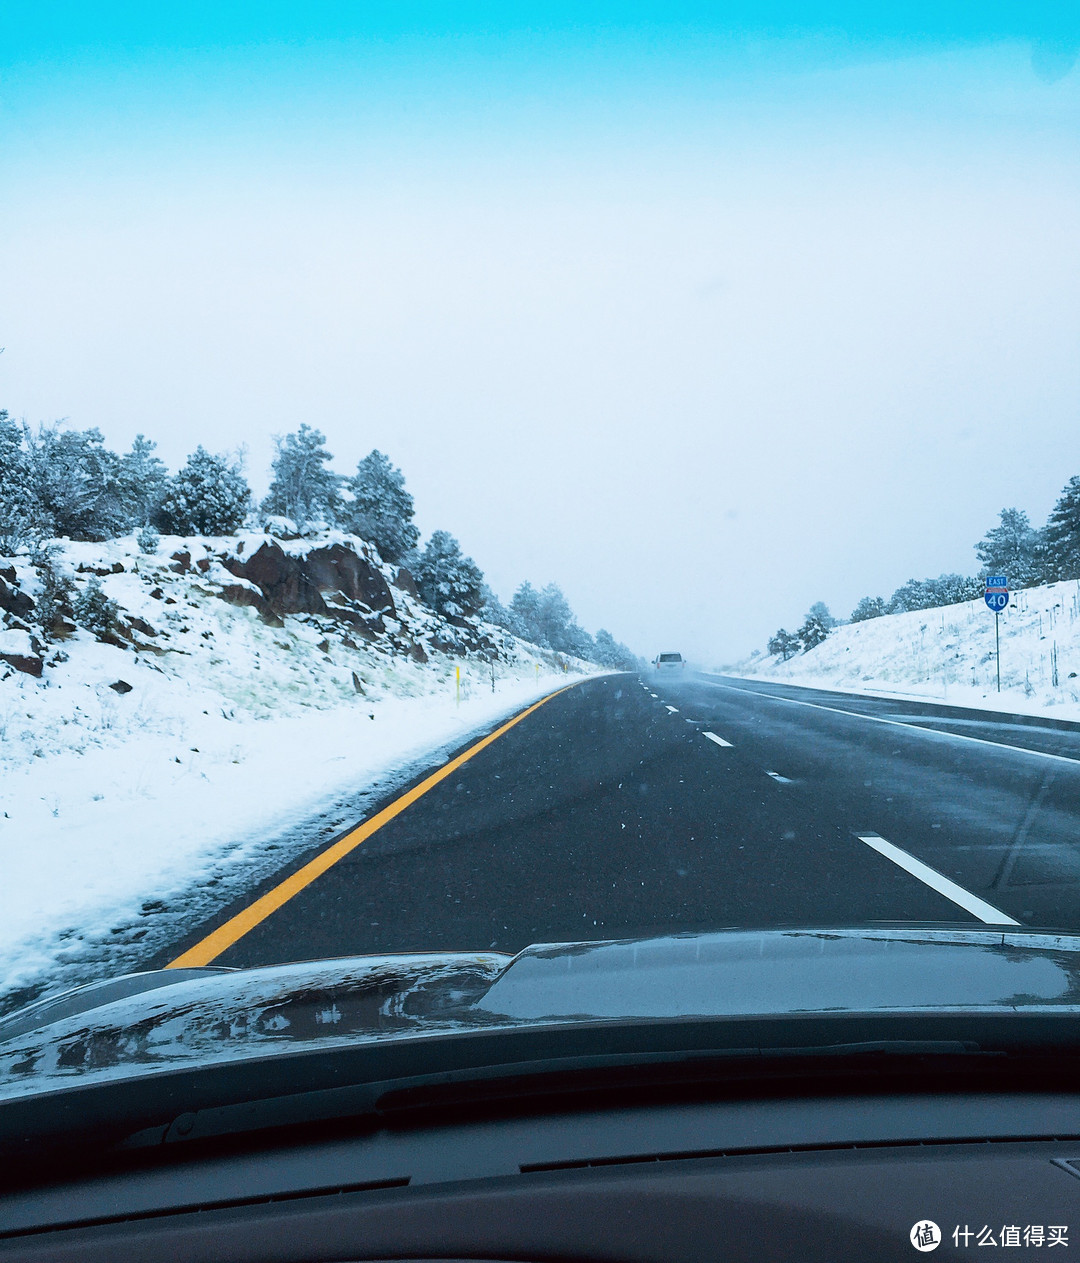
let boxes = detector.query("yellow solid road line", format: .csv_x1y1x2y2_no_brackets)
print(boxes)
166,684,576,968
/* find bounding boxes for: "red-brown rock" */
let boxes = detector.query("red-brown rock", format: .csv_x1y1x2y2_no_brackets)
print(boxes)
393,566,420,599
220,541,394,622
218,583,285,628
0,577,34,621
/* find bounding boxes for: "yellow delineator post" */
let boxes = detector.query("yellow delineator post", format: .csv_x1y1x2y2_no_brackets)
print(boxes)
535,662,540,682
455,665,461,705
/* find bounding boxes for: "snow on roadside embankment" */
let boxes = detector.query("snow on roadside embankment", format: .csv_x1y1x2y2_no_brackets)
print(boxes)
732,579,1080,723
0,530,598,1010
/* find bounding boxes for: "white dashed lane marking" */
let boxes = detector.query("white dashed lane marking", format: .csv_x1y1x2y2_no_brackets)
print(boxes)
665,705,679,713
765,770,793,783
856,834,1019,926
702,732,733,748
710,680,1080,767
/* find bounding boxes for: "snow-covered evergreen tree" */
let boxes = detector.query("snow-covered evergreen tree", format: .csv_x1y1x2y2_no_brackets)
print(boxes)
25,425,127,541
1043,477,1080,581
975,507,1044,587
0,411,40,553
30,544,74,640
73,576,120,640
340,450,419,563
535,583,594,656
137,525,160,553
592,628,620,666
506,580,595,655
534,583,574,648
510,581,544,642
261,424,339,532
807,601,835,628
158,447,250,536
886,579,924,613
850,595,886,622
887,574,982,613
118,435,170,529
414,530,484,618
767,628,800,661
560,622,596,660
593,628,637,669
797,611,831,651
480,585,526,636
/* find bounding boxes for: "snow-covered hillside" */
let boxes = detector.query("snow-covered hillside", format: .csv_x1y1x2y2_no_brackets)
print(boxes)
0,528,597,1010
734,579,1080,722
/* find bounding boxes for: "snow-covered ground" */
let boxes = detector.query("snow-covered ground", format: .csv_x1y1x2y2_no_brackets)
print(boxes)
731,579,1080,723
0,532,598,1011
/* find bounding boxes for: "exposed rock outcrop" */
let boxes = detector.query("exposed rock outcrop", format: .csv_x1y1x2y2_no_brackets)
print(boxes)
0,576,34,621
393,566,420,599
220,541,394,624
0,630,43,677
217,582,284,628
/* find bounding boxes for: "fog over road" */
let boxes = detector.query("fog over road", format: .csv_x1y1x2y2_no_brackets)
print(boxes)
158,673,1080,970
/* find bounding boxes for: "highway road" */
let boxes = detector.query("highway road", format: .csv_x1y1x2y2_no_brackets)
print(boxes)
159,672,1080,971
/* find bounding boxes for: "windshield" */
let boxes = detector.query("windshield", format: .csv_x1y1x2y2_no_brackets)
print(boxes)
1,3,1079,1091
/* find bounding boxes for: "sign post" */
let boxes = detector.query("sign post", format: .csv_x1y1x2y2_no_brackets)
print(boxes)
984,576,1009,692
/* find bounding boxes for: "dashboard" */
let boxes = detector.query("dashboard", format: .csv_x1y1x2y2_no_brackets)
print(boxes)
3,1089,1080,1261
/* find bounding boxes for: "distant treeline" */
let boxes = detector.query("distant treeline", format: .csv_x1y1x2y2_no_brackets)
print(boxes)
0,413,638,670
766,479,1080,661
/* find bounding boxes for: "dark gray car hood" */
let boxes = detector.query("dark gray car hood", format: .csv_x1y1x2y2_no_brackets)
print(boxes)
1,927,1079,1101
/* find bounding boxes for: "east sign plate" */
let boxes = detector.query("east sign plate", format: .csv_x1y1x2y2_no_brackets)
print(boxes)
984,576,1009,611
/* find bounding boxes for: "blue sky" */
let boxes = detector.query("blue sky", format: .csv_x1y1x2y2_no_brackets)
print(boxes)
6,1,1078,48
3,4,1079,659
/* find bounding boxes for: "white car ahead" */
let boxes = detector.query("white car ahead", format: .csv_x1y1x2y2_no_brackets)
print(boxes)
652,652,686,673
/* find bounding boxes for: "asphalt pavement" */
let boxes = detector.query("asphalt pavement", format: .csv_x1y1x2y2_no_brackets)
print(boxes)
159,672,1080,970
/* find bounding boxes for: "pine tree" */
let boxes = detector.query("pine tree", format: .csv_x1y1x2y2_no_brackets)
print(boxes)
118,435,170,529
532,583,594,656
480,584,526,636
261,424,339,532
73,575,120,640
26,425,127,541
559,622,596,660
975,507,1044,587
850,595,886,622
887,574,981,613
0,412,40,553
341,450,419,563
797,611,831,651
886,580,922,613
414,531,484,618
807,601,835,628
1043,477,1080,581
767,628,800,661
593,628,637,670
510,581,544,643
31,543,74,640
592,628,620,667
137,525,160,553
158,447,250,536
536,583,574,649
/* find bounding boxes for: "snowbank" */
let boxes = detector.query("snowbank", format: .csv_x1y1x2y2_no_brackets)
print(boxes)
732,579,1080,723
0,531,599,1010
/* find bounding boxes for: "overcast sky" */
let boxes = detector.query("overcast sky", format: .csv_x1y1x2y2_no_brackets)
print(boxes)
3,4,1079,662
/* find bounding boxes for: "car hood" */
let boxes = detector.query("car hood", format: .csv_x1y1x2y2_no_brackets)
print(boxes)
1,926,1080,1101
